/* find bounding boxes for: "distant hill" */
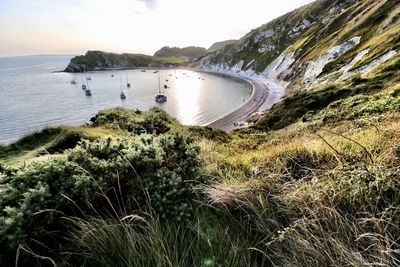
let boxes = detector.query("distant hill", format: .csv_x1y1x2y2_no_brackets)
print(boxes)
208,40,237,52
153,46,208,60
64,50,189,72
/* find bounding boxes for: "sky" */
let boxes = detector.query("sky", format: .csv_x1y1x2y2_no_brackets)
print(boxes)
0,0,315,57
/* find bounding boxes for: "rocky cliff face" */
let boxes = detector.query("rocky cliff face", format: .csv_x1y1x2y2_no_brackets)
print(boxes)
198,0,399,91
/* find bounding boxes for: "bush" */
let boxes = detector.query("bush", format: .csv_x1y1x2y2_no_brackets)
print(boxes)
0,131,202,265
90,107,174,135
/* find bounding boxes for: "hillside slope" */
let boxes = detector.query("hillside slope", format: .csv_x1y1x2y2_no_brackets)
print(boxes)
154,46,208,59
199,0,399,90
208,39,238,52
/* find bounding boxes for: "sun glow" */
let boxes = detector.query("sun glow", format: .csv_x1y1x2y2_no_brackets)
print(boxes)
0,0,315,56
172,70,201,125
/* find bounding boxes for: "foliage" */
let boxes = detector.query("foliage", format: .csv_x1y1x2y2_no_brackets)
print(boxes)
154,46,208,59
90,107,177,135
0,108,202,265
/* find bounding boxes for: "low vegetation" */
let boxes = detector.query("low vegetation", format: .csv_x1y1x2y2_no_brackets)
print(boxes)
1,88,399,266
2,1,400,265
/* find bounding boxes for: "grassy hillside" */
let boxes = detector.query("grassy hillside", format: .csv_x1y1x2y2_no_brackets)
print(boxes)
154,46,208,60
65,50,189,72
208,39,238,52
200,0,400,91
1,102,399,266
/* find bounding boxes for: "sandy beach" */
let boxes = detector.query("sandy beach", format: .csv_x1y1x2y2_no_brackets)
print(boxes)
205,72,284,132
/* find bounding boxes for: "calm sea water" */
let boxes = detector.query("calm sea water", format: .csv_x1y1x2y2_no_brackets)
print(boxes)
0,55,252,144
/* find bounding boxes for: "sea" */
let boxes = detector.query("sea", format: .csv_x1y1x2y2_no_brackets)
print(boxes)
0,55,252,144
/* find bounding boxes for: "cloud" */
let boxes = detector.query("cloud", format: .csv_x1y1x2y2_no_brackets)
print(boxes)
138,0,158,9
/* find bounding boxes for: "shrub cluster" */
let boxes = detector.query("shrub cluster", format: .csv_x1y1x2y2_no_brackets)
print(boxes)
0,130,202,265
90,107,173,135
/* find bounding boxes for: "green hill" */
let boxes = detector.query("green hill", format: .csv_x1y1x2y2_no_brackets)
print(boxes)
153,46,208,59
208,39,237,52
65,50,189,72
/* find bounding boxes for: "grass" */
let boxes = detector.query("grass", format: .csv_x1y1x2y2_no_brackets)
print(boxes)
2,98,400,266
0,126,122,165
64,112,400,266
3,1,400,265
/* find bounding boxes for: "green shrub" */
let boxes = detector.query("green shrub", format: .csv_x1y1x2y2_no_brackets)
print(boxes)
0,131,202,265
90,107,174,135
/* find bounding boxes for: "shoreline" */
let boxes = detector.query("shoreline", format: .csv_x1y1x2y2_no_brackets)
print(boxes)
61,66,284,132
198,69,284,132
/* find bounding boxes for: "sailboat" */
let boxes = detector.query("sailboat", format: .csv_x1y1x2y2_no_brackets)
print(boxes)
81,74,87,90
85,76,92,96
155,71,167,103
120,74,126,99
124,57,131,88
126,71,131,88
70,73,77,84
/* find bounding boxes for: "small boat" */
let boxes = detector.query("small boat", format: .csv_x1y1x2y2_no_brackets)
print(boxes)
164,84,168,89
125,69,131,88
155,94,167,103
119,74,127,100
111,74,114,77
155,72,167,103
86,77,92,80
71,79,77,84
85,74,92,95
153,70,159,73
165,79,169,82
141,70,146,72
81,73,87,89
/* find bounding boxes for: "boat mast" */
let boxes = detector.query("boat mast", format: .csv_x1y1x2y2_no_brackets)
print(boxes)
120,73,123,93
81,73,84,85
125,56,128,84
158,72,161,94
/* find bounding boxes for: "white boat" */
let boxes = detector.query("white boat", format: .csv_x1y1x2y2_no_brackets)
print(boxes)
120,74,127,100
70,73,78,84
80,74,86,89
85,76,92,96
126,70,131,88
155,72,167,103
